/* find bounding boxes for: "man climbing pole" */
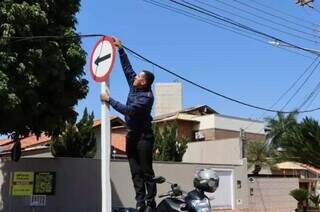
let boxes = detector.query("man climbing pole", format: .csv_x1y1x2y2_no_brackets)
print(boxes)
100,37,156,212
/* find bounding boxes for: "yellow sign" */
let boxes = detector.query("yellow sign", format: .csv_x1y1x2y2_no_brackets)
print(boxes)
11,172,34,196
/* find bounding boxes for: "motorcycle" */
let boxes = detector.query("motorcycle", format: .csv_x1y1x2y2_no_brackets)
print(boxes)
156,168,219,212
113,168,219,212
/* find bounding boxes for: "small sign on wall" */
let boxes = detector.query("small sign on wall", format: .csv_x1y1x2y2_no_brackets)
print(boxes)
33,172,55,195
10,171,55,196
10,172,34,196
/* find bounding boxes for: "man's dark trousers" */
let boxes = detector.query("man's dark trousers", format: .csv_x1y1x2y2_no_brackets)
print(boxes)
126,128,156,208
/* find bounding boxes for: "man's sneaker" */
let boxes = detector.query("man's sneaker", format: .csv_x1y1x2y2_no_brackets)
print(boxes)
146,200,156,208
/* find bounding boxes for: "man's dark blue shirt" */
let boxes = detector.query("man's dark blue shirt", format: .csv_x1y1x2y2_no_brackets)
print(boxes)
109,48,154,131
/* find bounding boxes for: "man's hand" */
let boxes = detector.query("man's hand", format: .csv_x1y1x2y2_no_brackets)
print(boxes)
100,92,110,103
112,36,122,49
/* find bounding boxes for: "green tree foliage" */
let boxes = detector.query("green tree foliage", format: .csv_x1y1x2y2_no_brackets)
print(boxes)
290,188,309,210
278,117,320,168
153,124,189,162
0,0,88,140
51,108,96,158
267,113,320,168
265,112,298,149
246,140,276,175
290,188,309,202
309,194,320,209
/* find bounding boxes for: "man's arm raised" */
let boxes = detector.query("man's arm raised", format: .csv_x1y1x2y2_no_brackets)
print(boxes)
113,37,136,88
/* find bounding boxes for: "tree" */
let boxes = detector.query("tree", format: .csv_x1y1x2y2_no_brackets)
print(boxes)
153,123,189,162
290,188,309,211
265,112,298,149
246,140,276,175
0,0,88,159
51,108,96,158
309,194,320,209
278,117,320,168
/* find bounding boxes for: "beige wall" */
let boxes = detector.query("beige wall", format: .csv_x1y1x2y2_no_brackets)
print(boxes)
248,177,299,212
155,82,183,116
183,138,243,165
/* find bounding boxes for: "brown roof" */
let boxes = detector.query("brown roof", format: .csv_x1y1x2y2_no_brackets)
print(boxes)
153,113,200,123
93,117,125,128
154,104,217,121
0,134,50,153
0,116,126,155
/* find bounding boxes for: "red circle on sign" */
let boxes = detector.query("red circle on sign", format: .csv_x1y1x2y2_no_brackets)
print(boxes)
90,36,116,82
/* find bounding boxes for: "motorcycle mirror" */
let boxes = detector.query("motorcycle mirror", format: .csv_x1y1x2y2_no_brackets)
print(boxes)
153,176,166,184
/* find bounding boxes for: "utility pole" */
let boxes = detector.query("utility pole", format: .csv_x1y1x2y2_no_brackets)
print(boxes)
239,128,247,158
296,0,314,7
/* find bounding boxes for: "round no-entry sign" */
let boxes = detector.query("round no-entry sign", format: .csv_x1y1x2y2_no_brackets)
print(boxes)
90,36,116,82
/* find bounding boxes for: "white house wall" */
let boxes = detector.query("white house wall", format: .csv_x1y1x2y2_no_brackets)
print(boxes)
193,114,265,134
193,114,215,130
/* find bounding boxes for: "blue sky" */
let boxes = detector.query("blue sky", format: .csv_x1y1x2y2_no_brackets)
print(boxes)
75,0,320,122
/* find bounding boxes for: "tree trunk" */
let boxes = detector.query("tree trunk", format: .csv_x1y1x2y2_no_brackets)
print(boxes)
252,165,261,175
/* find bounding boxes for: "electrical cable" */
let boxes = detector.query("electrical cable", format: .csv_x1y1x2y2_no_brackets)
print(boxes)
280,58,320,110
298,80,320,110
243,55,319,130
195,0,320,43
122,44,320,114
143,0,266,42
250,0,320,27
143,0,313,59
232,0,320,36
1,34,105,45
304,84,320,109
168,0,320,56
2,33,320,113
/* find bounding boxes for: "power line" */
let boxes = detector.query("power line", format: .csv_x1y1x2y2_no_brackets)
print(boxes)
143,0,313,59
298,80,320,110
122,44,320,114
250,0,320,27
194,0,320,43
2,33,320,113
1,34,104,45
304,84,320,109
143,0,266,41
280,58,320,110
168,0,320,56
233,0,320,35
243,56,319,130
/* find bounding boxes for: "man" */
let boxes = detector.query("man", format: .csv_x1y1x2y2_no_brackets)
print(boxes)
100,37,156,212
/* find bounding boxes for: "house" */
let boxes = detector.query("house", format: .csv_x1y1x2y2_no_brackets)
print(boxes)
0,116,127,159
154,104,265,142
153,104,265,163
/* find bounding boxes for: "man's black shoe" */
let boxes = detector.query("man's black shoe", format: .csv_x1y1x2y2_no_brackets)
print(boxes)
144,206,156,212
136,205,146,212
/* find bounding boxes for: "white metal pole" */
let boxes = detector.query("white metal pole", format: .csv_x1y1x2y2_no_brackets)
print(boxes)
101,81,111,212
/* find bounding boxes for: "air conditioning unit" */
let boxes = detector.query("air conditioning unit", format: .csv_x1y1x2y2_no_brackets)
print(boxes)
194,131,205,141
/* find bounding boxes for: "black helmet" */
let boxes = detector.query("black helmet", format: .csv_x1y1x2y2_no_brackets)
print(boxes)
193,168,219,193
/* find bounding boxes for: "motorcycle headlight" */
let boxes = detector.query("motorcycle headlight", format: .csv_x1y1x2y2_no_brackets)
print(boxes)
189,198,210,212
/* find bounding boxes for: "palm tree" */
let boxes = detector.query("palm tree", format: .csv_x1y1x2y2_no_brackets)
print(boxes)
279,117,320,168
265,112,298,149
246,140,276,175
